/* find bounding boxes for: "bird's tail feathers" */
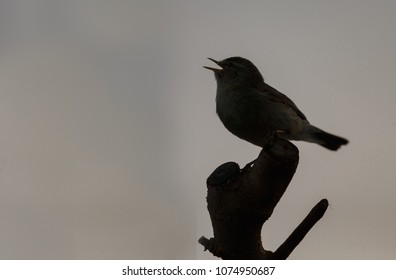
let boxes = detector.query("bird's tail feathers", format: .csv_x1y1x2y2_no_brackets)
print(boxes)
302,125,349,151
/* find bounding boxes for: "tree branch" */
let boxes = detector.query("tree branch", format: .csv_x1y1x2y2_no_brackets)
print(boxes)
199,138,328,259
273,199,329,259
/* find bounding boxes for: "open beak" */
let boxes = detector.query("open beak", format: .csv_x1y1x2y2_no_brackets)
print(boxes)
203,58,223,72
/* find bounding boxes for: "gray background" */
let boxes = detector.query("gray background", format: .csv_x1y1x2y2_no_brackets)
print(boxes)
0,1,395,259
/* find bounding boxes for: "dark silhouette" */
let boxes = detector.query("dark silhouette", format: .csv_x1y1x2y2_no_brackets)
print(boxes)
199,138,328,259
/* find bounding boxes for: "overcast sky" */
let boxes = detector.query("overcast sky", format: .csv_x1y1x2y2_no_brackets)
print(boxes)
0,1,395,259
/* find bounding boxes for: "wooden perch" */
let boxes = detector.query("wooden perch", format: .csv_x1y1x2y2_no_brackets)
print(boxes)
198,138,328,259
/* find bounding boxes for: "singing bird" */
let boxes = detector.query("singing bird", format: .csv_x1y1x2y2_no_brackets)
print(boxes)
204,57,348,151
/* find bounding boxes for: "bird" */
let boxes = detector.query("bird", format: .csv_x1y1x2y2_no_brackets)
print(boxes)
204,56,348,151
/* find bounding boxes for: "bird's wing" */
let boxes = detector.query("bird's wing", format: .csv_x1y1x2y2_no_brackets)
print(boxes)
257,82,307,120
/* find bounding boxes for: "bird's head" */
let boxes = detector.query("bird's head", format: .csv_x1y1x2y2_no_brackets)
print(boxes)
204,57,264,88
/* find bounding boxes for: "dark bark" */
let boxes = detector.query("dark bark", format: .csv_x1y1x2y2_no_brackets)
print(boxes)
199,138,328,259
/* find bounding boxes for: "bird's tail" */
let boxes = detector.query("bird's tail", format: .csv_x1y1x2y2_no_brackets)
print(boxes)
302,125,349,151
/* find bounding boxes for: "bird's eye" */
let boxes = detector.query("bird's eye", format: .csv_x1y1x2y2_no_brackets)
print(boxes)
225,62,234,68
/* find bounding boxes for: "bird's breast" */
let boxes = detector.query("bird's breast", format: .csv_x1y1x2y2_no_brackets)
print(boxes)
216,89,241,124
216,88,261,134
215,87,276,147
